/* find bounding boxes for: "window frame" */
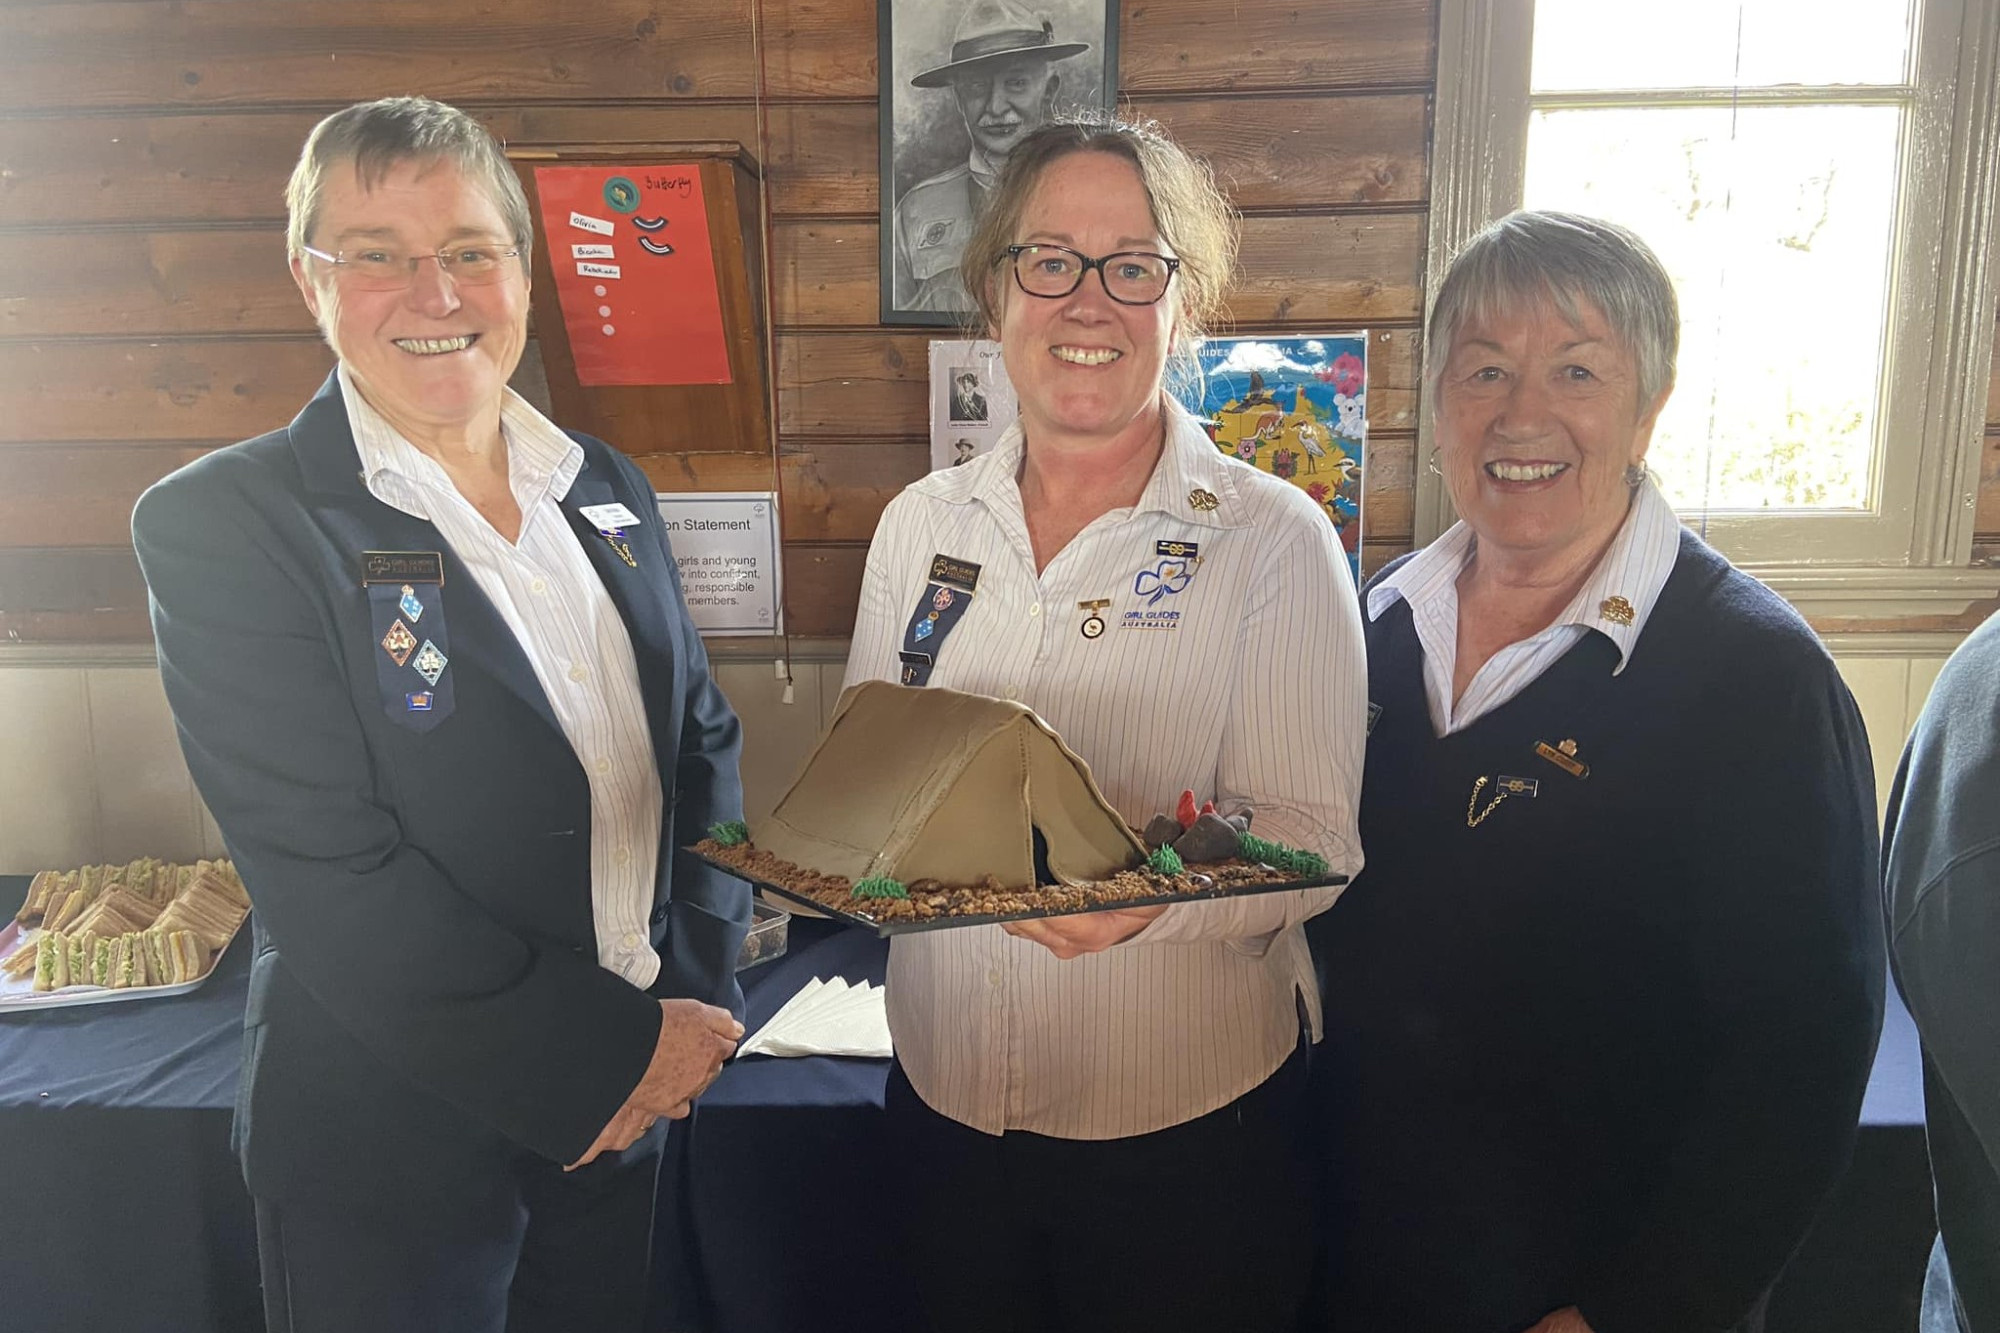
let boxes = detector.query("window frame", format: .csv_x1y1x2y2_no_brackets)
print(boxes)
1419,0,2000,616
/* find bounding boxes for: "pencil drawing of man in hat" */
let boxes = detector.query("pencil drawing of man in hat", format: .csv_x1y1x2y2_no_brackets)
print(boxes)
891,0,1092,314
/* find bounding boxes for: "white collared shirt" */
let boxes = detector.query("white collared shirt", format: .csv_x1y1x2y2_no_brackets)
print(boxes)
1366,478,1684,737
339,366,666,989
845,397,1368,1139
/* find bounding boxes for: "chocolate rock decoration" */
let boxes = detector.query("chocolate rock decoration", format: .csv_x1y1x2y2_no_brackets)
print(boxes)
1173,812,1241,864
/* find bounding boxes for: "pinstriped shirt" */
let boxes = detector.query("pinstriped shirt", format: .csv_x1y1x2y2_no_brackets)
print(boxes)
1366,479,1684,737
844,397,1368,1139
338,366,666,989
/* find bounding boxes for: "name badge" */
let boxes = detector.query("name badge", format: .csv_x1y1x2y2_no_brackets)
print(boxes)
1534,739,1590,780
578,502,642,533
928,554,981,594
362,551,444,586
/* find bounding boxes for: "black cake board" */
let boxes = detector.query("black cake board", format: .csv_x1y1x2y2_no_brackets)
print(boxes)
689,850,1347,938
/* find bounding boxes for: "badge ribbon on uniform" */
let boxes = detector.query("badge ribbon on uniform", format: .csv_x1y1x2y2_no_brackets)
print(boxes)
363,551,454,733
898,554,980,687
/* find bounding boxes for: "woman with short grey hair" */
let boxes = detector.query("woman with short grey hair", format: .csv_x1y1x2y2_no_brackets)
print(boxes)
133,95,749,1332
1306,209,1884,1333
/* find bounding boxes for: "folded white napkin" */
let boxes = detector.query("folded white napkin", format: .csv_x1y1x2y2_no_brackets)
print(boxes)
737,976,893,1059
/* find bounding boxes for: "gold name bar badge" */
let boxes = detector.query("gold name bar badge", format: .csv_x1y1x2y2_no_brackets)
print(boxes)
1534,739,1589,779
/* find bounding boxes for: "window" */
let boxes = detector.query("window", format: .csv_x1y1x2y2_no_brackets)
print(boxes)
1421,0,2000,615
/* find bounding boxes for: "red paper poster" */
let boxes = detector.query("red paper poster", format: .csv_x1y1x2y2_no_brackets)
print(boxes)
532,164,733,386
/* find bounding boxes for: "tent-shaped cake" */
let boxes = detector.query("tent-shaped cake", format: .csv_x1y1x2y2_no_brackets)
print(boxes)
750,681,1146,890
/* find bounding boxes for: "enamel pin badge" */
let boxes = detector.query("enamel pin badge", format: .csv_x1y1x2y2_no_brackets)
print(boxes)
1077,599,1110,640
363,552,454,731
579,502,641,568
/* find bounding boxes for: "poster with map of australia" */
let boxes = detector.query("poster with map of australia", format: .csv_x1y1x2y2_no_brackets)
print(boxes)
1176,335,1367,583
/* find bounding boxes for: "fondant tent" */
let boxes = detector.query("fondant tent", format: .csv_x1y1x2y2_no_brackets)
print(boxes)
751,681,1146,889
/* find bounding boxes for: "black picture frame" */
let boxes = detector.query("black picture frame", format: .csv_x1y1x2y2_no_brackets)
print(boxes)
878,0,1120,328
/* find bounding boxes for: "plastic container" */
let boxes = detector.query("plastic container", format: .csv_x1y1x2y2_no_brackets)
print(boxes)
735,897,790,971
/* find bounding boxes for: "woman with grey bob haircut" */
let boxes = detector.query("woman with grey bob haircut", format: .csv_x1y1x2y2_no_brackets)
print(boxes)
1307,209,1883,1333
1424,210,1679,411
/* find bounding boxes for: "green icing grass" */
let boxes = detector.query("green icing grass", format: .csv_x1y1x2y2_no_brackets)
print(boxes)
708,820,749,846
1235,832,1328,879
1146,844,1186,876
852,876,909,901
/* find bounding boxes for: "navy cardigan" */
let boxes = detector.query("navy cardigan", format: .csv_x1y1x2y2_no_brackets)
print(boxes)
1309,530,1884,1333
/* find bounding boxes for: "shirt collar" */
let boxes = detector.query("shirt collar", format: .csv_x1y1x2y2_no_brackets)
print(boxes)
1133,396,1252,529
957,396,1251,530
341,363,583,521
1368,478,1683,674
968,146,1001,191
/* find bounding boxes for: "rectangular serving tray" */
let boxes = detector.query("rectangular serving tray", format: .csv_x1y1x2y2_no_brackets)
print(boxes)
0,916,244,1011
691,850,1346,938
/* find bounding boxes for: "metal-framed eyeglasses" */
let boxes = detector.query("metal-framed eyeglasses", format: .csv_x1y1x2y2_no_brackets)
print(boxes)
299,242,524,292
1005,244,1181,306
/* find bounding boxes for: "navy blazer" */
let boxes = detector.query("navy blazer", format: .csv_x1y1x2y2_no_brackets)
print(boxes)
132,374,749,1197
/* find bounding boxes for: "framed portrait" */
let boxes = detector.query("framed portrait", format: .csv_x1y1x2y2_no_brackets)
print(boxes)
879,0,1120,327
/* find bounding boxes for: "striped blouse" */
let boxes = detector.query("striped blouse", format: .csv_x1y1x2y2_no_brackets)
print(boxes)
844,397,1368,1138
340,366,667,990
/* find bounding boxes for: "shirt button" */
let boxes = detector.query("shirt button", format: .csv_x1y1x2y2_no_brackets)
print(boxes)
1003,683,1021,700
568,664,589,683
595,756,613,775
623,931,644,949
1029,603,1042,617
614,847,632,867
987,968,1002,987
530,577,548,595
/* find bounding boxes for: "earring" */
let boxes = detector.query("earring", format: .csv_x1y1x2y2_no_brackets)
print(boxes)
1427,448,1443,478
1624,461,1650,487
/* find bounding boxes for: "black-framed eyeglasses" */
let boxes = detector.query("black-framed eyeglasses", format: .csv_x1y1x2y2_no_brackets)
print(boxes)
300,242,524,292
1005,244,1180,306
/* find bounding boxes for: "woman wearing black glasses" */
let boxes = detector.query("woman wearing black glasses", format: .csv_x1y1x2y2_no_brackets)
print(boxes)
842,116,1367,1333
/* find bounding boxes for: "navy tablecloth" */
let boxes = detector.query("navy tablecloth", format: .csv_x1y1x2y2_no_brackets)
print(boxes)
0,870,1935,1333
0,875,912,1333
0,875,260,1333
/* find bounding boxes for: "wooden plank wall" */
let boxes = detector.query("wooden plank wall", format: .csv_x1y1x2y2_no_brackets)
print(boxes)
0,0,1432,641
0,0,1992,643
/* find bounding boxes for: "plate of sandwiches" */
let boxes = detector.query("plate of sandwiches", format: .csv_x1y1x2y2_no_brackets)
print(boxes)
0,858,250,1010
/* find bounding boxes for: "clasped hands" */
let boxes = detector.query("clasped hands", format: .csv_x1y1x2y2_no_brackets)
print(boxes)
567,997,743,1169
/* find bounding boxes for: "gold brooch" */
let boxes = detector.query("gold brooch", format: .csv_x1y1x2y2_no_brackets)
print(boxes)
1534,738,1589,779
1466,774,1538,828
1188,488,1218,512
1599,595,1635,626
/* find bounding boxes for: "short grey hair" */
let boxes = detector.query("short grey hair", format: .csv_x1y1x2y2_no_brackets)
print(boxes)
1426,210,1680,411
284,96,532,261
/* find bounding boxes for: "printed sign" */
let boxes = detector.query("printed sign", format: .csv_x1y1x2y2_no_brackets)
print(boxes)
655,492,781,635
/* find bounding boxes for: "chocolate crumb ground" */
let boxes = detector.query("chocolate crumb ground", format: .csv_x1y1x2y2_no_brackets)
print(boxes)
692,839,1305,925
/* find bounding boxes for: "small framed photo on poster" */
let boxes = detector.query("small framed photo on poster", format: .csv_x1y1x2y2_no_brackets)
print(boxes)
879,0,1120,327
